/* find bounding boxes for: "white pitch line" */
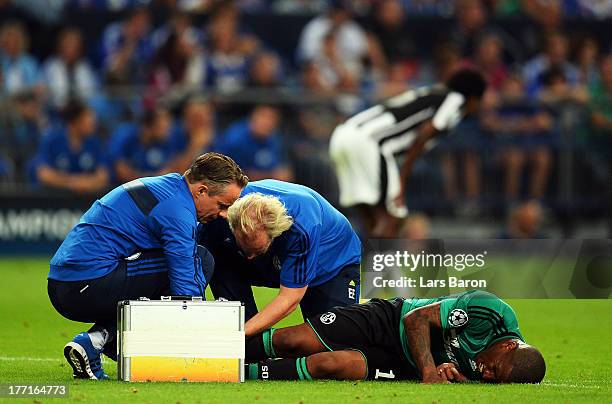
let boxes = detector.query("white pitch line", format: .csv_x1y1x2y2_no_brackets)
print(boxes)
0,356,63,362
541,383,602,389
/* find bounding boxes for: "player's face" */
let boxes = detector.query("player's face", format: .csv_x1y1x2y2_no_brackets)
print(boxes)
233,228,272,260
475,339,519,383
195,182,242,223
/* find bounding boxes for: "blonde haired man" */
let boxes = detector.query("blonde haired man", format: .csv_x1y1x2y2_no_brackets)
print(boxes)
198,179,361,337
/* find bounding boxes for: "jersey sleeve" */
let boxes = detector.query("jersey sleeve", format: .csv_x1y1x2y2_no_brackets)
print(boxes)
279,223,321,288
149,201,206,296
440,291,524,350
432,92,466,132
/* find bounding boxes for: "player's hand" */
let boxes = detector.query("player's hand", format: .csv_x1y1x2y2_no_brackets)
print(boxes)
436,363,468,383
422,369,451,384
393,192,406,209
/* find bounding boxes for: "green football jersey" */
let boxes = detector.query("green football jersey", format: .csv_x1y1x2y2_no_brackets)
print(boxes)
398,290,524,380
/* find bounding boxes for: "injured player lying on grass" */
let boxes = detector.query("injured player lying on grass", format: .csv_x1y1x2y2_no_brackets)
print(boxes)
245,290,546,383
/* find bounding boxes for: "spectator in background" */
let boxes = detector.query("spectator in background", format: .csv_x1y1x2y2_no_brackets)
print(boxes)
499,200,544,239
521,0,563,32
150,10,201,51
309,28,360,92
0,20,40,96
33,100,109,194
296,0,386,88
216,105,292,181
248,51,282,88
523,31,581,99
573,35,601,87
42,27,99,111
107,106,177,183
452,0,488,57
101,8,153,87
367,0,417,72
481,74,554,201
451,0,521,61
147,26,205,107
367,0,419,97
168,96,216,173
204,0,259,93
0,91,46,182
470,33,509,92
537,65,589,105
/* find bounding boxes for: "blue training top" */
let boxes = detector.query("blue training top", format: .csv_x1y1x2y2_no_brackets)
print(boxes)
48,173,206,296
242,179,361,288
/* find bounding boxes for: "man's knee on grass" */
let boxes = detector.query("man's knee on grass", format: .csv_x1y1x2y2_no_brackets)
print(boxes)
272,324,325,357
307,351,366,380
246,324,324,362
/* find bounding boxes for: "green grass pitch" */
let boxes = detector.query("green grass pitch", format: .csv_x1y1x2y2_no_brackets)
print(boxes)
0,258,610,403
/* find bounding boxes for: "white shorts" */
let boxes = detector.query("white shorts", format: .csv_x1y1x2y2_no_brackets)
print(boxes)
329,108,408,219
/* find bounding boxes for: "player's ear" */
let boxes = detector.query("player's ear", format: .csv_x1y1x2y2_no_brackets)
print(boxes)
501,339,520,351
197,184,208,197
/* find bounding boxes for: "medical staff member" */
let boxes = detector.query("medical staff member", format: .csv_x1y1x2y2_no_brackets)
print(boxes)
48,152,248,380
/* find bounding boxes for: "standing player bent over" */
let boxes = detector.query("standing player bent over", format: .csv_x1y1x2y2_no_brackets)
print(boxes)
330,68,486,237
245,290,545,384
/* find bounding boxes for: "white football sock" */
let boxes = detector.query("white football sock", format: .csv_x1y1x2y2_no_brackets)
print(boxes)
88,329,109,351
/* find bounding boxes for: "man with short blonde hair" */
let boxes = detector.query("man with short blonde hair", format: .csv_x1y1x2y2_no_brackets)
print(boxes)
199,179,362,337
227,193,293,238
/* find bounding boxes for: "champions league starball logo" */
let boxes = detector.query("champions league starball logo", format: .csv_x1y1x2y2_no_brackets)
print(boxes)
320,312,336,324
448,309,468,328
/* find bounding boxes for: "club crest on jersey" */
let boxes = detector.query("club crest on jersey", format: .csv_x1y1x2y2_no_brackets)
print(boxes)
320,312,336,324
448,309,468,327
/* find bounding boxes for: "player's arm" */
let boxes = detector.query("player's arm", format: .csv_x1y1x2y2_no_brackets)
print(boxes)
245,224,320,336
402,302,449,384
150,204,207,296
396,92,466,207
394,121,438,206
245,285,308,336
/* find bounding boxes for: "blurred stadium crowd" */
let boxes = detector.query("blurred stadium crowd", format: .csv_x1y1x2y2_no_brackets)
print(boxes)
0,0,611,237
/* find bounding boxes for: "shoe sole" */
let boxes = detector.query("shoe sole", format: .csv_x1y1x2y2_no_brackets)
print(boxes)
64,342,98,380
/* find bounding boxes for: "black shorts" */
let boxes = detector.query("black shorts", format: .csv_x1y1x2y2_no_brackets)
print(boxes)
306,298,418,381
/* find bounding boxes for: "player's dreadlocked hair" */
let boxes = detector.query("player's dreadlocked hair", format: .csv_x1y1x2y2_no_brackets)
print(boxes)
507,345,546,383
227,193,293,239
445,68,487,100
184,152,248,195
